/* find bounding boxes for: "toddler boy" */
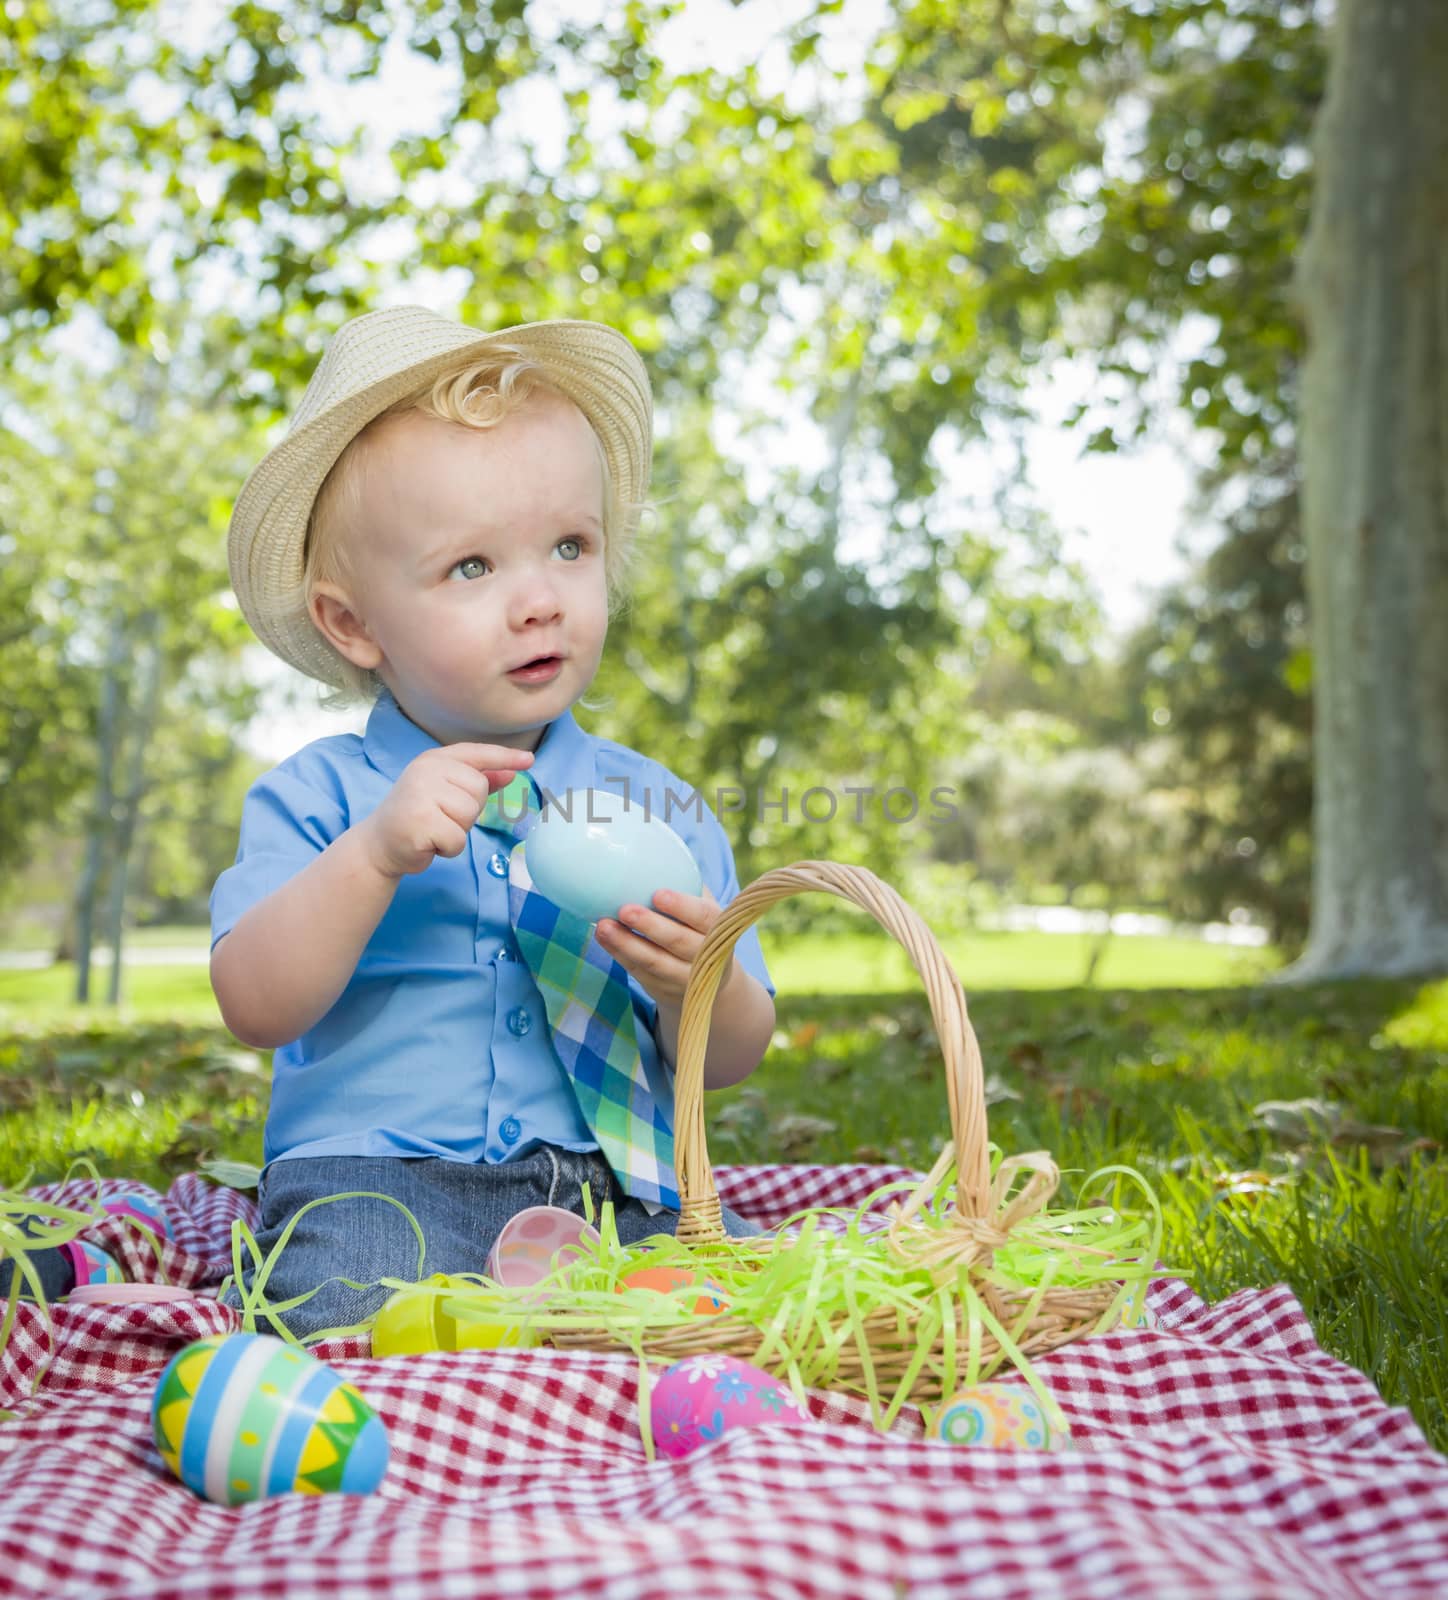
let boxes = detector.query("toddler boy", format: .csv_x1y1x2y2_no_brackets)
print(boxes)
212,306,775,1336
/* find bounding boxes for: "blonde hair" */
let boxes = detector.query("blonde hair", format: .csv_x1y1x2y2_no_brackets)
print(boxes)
295,345,645,702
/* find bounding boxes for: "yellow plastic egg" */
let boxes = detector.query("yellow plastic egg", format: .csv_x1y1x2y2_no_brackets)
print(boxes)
371,1275,540,1355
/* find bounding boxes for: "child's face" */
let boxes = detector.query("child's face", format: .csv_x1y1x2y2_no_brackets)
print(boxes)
324,392,610,749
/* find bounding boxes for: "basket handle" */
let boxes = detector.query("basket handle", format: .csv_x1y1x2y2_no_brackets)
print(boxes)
671,861,991,1243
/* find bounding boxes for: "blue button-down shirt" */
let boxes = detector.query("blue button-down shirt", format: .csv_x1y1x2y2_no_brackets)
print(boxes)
210,690,774,1168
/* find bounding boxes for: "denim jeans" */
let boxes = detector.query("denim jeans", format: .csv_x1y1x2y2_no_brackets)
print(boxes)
221,1147,762,1339
0,1220,77,1302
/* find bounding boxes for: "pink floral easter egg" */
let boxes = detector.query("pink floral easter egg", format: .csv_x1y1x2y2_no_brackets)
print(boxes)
649,1355,812,1461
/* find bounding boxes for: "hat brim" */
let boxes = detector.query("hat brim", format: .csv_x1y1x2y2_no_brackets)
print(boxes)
228,312,652,688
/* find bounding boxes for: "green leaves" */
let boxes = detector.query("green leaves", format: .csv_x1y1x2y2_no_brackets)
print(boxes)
0,0,1337,960
0,326,267,942
1118,477,1312,947
197,1157,263,1190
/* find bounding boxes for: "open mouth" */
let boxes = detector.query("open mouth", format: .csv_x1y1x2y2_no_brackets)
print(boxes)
508,655,563,680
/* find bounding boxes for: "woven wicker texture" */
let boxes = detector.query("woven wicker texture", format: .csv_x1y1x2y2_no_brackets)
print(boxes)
551,861,1125,1400
227,306,653,687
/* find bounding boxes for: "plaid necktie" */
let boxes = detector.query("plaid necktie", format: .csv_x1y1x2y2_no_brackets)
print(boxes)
478,772,679,1211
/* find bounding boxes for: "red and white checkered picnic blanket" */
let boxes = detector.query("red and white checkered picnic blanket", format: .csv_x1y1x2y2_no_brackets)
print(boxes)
2,1166,1446,1599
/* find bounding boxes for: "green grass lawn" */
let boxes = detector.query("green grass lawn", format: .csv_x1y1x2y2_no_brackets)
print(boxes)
767,927,1277,991
1,933,1444,1450
0,925,1272,1024
0,963,220,1021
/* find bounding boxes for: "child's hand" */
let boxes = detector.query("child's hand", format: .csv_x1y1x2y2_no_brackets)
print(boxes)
595,885,733,1008
358,744,534,880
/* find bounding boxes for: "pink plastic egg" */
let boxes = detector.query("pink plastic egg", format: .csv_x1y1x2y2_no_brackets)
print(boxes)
649,1355,812,1461
69,1282,197,1306
486,1206,600,1289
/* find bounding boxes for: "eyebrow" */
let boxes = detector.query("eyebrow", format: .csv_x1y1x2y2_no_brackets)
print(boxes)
418,512,603,570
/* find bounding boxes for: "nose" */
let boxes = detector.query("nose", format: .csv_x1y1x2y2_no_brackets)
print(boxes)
506,566,564,630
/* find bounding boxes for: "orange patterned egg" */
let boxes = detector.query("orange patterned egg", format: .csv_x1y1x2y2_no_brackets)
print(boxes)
617,1265,726,1316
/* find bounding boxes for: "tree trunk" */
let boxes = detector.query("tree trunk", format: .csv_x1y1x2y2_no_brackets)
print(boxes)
104,633,164,1005
1081,900,1116,988
73,608,128,1003
1286,0,1448,980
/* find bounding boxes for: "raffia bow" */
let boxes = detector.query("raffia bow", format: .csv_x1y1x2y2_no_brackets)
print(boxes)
883,1145,1061,1284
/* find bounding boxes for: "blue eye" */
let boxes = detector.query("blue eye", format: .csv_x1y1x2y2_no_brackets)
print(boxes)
450,556,488,580
557,538,582,560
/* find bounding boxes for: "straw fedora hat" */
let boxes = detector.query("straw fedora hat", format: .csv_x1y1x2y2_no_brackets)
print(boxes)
228,304,653,687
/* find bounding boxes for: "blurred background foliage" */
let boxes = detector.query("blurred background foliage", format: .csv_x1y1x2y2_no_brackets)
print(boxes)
0,0,1326,978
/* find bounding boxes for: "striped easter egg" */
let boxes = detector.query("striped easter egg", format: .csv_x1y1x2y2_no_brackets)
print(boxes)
150,1333,389,1505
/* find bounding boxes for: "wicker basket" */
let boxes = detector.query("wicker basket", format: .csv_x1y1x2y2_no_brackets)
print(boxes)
550,861,1130,1403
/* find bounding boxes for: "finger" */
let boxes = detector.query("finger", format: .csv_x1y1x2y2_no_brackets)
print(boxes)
440,765,490,802
605,908,699,961
598,919,689,984
429,820,470,859
437,779,488,828
449,743,535,773
635,886,716,930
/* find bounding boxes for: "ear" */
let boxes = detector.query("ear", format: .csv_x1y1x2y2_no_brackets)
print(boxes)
309,582,383,671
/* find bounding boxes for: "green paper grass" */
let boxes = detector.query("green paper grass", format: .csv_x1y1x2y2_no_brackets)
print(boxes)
221,1190,428,1345
439,1148,1166,1446
0,1160,147,1414
208,1151,1166,1457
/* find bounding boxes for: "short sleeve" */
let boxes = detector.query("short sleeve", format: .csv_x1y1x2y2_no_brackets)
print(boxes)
690,793,775,998
209,761,350,950
622,773,775,1042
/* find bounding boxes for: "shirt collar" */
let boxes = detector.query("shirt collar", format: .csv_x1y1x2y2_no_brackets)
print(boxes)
361,688,598,799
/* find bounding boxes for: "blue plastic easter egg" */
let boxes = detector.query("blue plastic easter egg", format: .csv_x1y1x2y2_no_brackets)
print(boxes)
151,1332,389,1505
524,787,703,924
102,1191,174,1240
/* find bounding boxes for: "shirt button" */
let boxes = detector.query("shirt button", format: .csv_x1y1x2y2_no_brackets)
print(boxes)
487,851,510,878
506,1006,532,1037
495,941,517,963
499,1116,522,1145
